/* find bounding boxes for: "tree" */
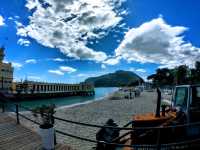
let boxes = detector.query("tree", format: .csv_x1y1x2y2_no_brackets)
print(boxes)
194,61,200,83
175,65,189,85
147,68,174,86
146,61,200,86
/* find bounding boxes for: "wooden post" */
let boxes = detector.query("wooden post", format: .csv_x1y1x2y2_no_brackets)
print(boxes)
16,104,20,124
155,88,161,117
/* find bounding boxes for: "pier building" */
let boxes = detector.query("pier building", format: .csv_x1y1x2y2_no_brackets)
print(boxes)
11,80,95,100
13,80,94,94
0,47,13,91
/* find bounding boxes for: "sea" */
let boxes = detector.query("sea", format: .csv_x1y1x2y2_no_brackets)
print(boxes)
16,87,118,109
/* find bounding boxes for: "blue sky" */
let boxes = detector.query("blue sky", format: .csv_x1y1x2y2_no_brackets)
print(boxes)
0,0,200,83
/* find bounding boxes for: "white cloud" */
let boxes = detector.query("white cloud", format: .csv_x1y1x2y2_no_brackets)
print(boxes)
48,70,64,75
136,68,146,73
16,0,126,62
103,56,121,65
25,59,37,64
15,21,24,27
48,66,77,75
59,66,77,73
8,17,13,20
17,38,31,46
0,15,5,26
14,16,20,19
115,17,200,68
52,58,65,62
76,72,99,78
129,67,146,73
12,62,23,69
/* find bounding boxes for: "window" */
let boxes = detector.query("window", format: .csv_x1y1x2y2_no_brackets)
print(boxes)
192,86,200,104
196,87,200,98
174,87,188,108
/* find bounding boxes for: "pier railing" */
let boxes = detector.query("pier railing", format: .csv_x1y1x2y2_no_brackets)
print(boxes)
1,102,200,150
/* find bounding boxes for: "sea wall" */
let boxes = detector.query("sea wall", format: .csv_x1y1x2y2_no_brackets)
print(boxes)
13,90,95,101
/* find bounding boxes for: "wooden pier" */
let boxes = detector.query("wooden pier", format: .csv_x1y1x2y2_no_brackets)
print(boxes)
0,113,74,150
9,81,95,101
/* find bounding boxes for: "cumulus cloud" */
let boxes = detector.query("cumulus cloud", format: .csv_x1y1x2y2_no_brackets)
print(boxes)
25,59,37,64
0,15,5,26
59,66,77,73
17,0,126,62
48,70,64,75
17,38,31,46
115,17,200,68
103,56,121,65
48,66,77,75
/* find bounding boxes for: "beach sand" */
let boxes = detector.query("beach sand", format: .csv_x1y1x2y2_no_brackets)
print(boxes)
8,91,157,150
54,91,157,150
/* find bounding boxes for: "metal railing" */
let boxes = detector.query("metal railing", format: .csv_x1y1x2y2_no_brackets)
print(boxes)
1,101,200,150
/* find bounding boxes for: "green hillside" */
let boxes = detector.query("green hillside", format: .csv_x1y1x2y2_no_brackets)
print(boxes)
85,70,144,87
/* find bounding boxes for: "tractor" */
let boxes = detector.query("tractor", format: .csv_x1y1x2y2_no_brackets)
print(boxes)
96,85,200,150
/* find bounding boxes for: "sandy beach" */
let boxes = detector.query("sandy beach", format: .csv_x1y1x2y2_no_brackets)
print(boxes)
8,90,158,150
54,91,157,150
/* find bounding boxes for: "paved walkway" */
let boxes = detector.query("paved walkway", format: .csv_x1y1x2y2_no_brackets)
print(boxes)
0,113,74,150
0,113,42,150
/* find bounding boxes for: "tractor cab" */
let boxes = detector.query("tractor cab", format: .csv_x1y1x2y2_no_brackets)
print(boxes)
172,85,200,122
95,85,200,150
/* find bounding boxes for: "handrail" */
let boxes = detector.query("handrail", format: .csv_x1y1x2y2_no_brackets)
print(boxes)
10,103,200,131
55,129,156,148
55,129,200,148
111,131,132,143
123,120,133,128
1,101,42,126
53,115,200,130
18,112,41,126
2,101,200,149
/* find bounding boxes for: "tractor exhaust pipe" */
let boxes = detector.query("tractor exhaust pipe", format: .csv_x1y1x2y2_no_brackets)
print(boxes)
155,88,161,118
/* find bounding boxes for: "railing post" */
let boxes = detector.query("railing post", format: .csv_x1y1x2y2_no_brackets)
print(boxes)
51,115,57,145
16,104,20,124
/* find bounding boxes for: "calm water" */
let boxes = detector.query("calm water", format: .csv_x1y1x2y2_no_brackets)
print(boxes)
18,87,117,109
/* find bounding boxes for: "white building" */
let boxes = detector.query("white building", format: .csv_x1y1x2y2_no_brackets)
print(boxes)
0,47,13,92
